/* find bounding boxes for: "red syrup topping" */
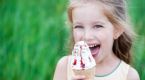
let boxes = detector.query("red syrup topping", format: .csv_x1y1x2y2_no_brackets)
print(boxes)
80,46,85,69
73,59,77,65
80,58,85,69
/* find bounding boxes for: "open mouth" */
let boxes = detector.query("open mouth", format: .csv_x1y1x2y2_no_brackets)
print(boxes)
89,44,100,57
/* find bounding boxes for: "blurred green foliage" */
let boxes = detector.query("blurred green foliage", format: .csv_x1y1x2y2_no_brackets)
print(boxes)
0,0,144,80
0,0,68,80
128,0,145,79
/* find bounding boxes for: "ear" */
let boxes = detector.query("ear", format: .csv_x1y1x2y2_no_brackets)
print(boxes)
113,27,124,39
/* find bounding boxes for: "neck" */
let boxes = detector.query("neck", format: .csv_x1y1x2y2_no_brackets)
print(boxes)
96,52,120,66
95,52,121,75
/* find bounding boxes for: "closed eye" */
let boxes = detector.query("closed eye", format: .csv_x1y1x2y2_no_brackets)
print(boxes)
94,25,104,28
74,25,84,29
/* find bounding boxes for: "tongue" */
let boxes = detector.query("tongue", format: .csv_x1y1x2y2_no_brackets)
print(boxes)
90,46,100,56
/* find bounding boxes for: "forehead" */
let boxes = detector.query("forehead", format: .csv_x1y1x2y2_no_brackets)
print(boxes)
72,3,109,24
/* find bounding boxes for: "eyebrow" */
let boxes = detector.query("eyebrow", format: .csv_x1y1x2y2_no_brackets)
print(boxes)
92,21,105,25
73,22,83,25
73,21,105,26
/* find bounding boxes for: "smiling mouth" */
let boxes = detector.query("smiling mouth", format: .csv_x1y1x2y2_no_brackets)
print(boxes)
89,45,100,57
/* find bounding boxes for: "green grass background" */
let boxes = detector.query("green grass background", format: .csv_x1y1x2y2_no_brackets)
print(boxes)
0,0,144,80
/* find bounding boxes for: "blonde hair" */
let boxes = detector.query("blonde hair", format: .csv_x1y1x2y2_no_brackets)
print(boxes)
67,0,135,64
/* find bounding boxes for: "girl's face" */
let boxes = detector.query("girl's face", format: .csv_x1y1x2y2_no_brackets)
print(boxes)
72,3,117,63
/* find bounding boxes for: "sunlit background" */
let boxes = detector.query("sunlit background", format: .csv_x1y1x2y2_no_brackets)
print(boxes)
0,0,145,80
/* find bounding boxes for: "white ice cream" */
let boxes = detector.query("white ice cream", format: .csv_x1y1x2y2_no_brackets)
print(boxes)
71,41,96,70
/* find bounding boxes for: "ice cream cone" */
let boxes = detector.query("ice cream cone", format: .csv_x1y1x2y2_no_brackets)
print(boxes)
73,66,96,80
71,41,96,80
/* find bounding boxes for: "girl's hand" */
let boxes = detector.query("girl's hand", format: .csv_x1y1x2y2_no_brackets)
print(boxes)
72,75,87,80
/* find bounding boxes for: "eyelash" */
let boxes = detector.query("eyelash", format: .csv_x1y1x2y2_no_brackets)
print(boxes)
74,25,84,29
94,25,103,28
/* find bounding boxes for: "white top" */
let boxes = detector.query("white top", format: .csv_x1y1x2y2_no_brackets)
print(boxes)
67,56,130,80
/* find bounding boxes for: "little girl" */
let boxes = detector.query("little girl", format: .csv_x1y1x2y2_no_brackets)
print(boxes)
53,0,140,80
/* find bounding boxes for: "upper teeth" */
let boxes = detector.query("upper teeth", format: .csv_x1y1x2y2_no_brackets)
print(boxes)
89,44,97,47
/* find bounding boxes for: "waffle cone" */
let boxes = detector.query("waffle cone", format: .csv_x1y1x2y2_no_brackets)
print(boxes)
73,66,96,80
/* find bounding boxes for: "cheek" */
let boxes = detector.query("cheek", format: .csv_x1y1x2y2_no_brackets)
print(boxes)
100,28,114,40
94,30,107,41
73,30,83,42
100,30,114,49
96,29,114,43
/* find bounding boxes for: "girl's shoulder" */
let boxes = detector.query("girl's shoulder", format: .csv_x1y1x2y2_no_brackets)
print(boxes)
127,66,140,80
57,55,72,66
53,55,70,80
55,55,71,71
57,56,69,65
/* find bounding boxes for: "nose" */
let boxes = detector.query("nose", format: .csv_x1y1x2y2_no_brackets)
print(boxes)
83,29,94,42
